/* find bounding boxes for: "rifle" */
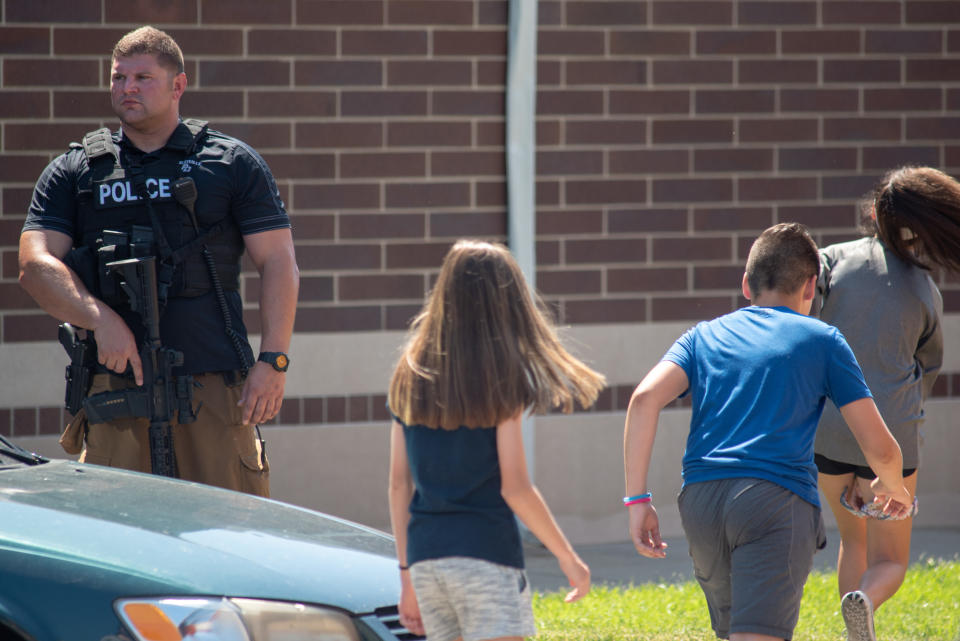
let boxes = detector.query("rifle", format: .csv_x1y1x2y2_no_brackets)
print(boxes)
101,253,194,477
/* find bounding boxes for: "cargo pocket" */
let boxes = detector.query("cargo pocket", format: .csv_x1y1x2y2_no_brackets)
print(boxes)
236,425,270,497
59,409,87,455
190,374,270,496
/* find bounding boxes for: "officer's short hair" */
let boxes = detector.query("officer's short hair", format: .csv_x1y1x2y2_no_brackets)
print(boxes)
112,26,185,75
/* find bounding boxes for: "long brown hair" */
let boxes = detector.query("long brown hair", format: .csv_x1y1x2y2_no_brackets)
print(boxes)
389,239,606,430
863,165,960,273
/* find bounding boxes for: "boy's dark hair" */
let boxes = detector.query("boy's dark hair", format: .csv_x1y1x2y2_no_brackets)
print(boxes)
745,223,820,297
860,165,960,273
112,26,185,75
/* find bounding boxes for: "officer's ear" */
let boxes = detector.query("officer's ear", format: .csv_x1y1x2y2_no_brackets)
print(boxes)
171,72,187,101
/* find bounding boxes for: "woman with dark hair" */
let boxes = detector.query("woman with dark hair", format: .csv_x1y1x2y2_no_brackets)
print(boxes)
815,166,960,641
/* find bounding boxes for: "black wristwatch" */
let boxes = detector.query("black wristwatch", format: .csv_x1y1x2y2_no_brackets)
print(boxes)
258,351,290,372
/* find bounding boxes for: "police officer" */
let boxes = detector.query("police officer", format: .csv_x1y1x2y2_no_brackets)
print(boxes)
18,26,299,497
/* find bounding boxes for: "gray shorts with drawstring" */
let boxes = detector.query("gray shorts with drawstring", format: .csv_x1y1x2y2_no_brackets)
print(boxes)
678,478,826,640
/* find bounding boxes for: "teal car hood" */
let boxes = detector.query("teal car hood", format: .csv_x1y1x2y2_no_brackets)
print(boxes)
0,460,399,614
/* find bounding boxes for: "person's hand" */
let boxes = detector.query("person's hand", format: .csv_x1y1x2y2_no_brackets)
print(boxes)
559,553,590,603
398,576,424,635
238,361,285,425
92,311,143,385
629,503,667,559
869,477,913,518
845,481,866,511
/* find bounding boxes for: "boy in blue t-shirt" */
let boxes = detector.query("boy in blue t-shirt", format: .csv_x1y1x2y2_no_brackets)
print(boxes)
623,223,913,641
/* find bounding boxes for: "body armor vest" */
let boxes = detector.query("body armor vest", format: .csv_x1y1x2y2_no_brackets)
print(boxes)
72,119,243,304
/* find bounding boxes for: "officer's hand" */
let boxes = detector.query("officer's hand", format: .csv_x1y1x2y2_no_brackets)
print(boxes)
93,311,143,385
238,361,285,425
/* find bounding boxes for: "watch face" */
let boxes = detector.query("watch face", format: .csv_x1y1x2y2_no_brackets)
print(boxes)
276,354,288,370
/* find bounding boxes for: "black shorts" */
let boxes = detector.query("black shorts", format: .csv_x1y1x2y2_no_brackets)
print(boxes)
814,453,916,479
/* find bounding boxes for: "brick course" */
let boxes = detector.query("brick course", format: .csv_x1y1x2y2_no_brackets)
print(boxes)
20,373,960,432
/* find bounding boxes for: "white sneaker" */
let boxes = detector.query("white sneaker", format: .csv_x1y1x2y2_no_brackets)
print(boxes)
842,590,876,641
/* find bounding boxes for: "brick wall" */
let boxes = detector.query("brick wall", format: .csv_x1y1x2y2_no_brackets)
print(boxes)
2,0,959,337
7,369,960,436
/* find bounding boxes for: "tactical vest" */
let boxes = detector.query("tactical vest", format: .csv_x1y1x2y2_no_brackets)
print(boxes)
72,119,243,304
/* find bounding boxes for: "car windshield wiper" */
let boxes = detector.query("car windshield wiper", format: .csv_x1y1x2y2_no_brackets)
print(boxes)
0,435,48,466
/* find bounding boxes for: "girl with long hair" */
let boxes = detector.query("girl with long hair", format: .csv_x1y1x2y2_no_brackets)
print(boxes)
815,166,960,641
387,239,606,640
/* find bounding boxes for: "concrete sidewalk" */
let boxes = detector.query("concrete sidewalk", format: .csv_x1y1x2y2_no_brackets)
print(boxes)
524,527,960,593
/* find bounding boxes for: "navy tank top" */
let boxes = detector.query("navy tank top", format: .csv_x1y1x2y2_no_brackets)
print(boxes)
398,415,523,569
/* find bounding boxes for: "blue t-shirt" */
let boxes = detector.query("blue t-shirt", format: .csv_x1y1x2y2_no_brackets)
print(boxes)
396,415,523,569
663,306,871,506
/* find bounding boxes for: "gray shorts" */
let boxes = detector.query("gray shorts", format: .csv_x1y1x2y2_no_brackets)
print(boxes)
678,478,826,640
409,556,536,641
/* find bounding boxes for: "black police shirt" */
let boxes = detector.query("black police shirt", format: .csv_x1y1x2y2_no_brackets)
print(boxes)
23,124,291,376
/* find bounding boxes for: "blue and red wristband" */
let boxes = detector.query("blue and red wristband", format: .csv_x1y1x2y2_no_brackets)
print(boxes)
623,492,652,506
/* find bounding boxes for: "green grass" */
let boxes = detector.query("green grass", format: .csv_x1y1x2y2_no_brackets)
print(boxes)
532,557,960,640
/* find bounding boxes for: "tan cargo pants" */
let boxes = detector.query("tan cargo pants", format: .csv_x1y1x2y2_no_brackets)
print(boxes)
65,372,269,497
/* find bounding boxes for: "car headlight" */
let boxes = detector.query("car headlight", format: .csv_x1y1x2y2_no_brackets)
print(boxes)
115,597,362,641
